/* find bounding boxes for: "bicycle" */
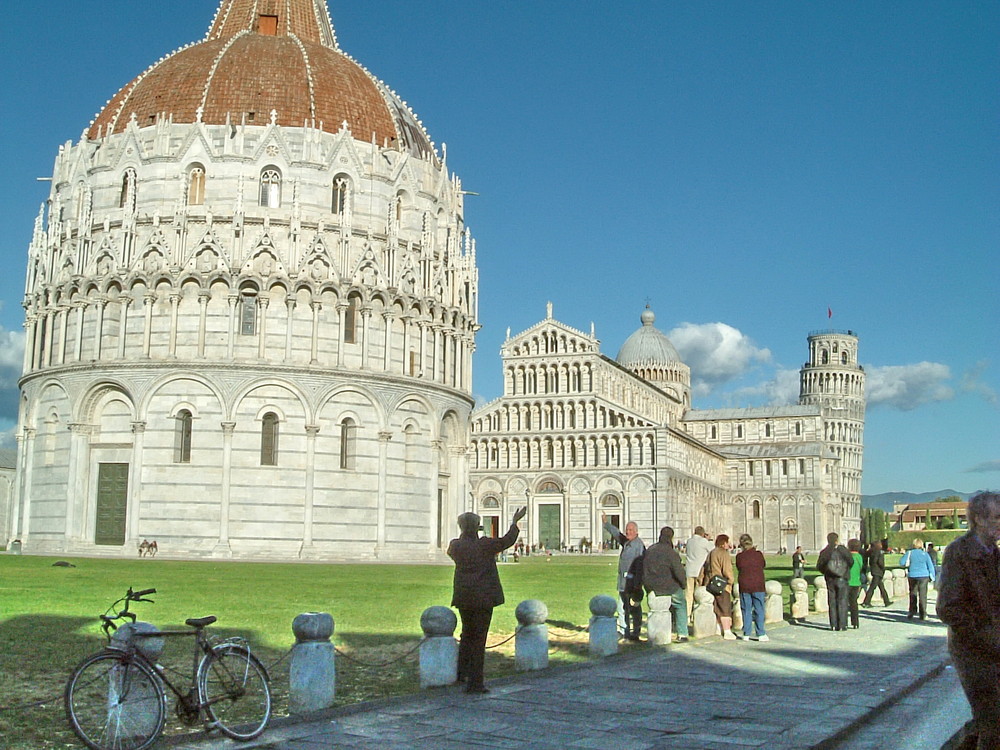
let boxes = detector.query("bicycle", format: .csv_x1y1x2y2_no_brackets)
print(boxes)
64,587,272,750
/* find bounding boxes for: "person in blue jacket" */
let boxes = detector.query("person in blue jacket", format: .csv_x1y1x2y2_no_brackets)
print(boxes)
900,538,935,620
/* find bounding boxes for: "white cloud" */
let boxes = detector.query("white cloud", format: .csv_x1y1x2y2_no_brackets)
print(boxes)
865,362,953,411
668,322,771,394
731,368,800,407
960,360,998,406
0,327,23,424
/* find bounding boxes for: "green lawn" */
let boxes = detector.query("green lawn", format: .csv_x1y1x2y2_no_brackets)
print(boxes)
0,550,864,748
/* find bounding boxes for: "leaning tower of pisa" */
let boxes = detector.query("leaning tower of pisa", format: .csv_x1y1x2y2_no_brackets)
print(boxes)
798,330,866,538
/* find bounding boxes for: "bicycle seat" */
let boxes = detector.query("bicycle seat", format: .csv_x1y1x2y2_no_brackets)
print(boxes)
186,615,218,629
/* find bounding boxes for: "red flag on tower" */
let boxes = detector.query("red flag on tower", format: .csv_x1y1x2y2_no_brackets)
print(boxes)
827,307,833,319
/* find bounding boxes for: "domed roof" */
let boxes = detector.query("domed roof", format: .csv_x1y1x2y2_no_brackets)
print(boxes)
616,307,683,367
88,0,435,158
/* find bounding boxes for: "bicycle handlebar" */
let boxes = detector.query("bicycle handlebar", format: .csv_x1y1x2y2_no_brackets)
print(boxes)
100,587,156,638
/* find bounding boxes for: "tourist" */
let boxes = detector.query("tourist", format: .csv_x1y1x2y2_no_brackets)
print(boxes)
602,514,646,641
936,491,1000,750
735,534,767,641
705,534,737,640
817,532,852,631
448,506,527,694
861,540,891,608
846,539,864,629
791,545,806,579
684,526,715,625
925,542,939,587
642,526,689,642
900,538,935,620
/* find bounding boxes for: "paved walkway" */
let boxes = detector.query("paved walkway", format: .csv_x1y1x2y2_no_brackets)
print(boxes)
169,598,964,750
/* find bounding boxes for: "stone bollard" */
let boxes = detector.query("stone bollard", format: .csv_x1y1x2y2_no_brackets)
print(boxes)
588,595,619,657
731,582,743,632
418,606,458,688
645,592,674,646
109,622,165,735
514,600,549,670
691,586,718,639
790,578,809,621
813,576,829,613
892,569,908,600
764,580,784,624
289,612,335,714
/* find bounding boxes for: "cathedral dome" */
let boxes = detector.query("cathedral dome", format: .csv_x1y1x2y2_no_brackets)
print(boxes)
88,0,434,157
617,307,682,367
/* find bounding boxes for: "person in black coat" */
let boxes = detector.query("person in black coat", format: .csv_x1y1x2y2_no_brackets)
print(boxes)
861,539,891,607
643,526,689,641
448,506,527,693
817,532,854,631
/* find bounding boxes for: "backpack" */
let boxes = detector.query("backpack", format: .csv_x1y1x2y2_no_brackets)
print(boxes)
624,553,644,603
825,547,850,579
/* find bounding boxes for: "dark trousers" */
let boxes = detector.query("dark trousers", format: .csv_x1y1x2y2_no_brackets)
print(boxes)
826,577,849,630
862,574,891,606
908,577,929,619
620,592,642,637
848,585,861,628
457,607,493,689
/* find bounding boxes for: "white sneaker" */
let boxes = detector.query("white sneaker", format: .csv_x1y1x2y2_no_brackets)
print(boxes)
757,634,770,642
723,631,737,640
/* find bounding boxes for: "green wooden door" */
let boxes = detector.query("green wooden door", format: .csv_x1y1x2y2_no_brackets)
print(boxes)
95,463,129,546
538,504,561,550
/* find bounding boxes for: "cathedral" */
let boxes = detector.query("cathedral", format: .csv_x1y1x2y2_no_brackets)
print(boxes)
9,0,478,560
469,306,864,552
7,2,864,560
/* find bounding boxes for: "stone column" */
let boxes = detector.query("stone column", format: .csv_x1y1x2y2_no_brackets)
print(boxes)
17,429,37,543
336,302,347,367
301,425,319,553
382,311,394,371
442,328,451,386
814,576,829,613
375,430,392,554
226,294,238,359
21,315,35,373
284,295,295,363
515,600,549,670
197,292,209,358
64,424,92,542
92,298,107,360
128,422,146,545
419,606,457,688
256,296,269,360
58,306,70,364
691,587,717,638
43,309,55,367
764,580,784,624
310,301,321,365
74,304,85,361
360,305,372,369
215,421,236,556
401,314,412,375
143,293,155,358
117,297,132,359
289,613,335,714
167,293,180,357
430,325,440,382
790,578,809,621
588,595,618,657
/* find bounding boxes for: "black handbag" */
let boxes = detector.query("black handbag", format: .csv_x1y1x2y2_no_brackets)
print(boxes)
706,574,728,596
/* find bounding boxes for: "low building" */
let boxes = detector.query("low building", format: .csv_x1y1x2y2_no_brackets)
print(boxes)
890,500,968,531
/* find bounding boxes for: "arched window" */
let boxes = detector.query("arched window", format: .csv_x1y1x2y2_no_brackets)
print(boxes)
394,193,403,224
332,175,350,216
752,499,761,519
187,165,206,205
260,412,279,466
174,409,193,463
344,296,359,344
765,423,772,437
821,349,829,364
239,289,257,335
119,168,137,209
841,351,848,364
259,167,281,208
339,418,357,470
404,425,417,474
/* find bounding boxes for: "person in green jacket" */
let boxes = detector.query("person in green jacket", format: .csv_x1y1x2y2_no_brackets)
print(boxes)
847,539,864,629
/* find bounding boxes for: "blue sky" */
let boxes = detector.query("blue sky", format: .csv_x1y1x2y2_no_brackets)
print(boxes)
0,2,996,494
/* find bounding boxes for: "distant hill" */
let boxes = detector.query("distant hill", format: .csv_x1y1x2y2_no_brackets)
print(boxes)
862,490,979,512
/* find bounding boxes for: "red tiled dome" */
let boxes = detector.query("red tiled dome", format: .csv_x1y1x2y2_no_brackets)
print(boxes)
88,0,434,157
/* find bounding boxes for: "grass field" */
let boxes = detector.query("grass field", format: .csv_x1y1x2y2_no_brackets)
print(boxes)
0,550,842,748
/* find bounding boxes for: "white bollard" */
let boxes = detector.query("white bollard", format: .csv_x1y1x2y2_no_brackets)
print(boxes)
892,569,908,600
110,622,164,735
645,592,674,646
731,582,743,632
813,576,829,613
418,606,458,688
289,612,335,714
790,578,809,620
514,600,549,671
764,580,784,624
588,595,619,657
691,586,717,639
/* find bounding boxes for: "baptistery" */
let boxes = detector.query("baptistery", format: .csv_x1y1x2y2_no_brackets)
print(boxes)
12,0,479,560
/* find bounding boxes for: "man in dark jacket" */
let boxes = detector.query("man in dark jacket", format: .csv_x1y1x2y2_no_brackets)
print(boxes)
643,526,689,641
817,532,853,631
861,540,891,607
448,506,526,693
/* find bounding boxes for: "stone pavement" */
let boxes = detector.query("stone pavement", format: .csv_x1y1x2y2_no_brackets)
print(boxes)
169,598,963,750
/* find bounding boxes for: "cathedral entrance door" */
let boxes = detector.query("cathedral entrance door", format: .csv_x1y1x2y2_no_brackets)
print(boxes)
538,504,560,550
95,463,129,546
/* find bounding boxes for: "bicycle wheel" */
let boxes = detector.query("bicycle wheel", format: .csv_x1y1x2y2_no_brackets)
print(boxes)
65,650,166,750
197,644,271,740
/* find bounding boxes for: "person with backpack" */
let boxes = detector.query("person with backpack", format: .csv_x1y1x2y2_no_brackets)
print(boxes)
603,514,645,641
817,532,853,631
643,526,689,642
